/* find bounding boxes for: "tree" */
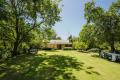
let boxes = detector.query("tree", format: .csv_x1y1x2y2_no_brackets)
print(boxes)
84,1,120,52
72,37,80,50
68,35,73,43
79,24,97,49
72,37,88,50
0,0,61,56
56,37,62,40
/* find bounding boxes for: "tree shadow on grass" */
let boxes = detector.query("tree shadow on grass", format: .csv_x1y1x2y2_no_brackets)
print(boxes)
85,70,101,75
0,53,84,80
85,66,101,75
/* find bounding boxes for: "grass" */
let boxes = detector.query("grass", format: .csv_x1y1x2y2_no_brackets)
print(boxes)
0,50,120,80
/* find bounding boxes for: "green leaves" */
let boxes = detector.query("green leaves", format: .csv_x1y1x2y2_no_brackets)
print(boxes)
0,0,62,57
79,24,96,49
84,0,120,51
84,1,104,23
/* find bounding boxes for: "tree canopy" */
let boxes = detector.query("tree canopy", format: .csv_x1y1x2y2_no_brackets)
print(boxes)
82,0,120,52
0,0,62,58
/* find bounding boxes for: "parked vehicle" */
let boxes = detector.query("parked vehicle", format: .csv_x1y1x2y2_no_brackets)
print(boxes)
99,51,120,62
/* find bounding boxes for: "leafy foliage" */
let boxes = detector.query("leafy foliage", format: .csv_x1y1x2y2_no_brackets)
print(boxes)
79,24,96,49
0,0,61,59
83,0,120,52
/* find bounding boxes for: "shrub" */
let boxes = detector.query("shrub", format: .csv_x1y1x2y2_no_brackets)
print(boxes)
0,48,11,60
87,48,100,53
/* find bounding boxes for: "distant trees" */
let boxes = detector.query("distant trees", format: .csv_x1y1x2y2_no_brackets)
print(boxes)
68,35,73,43
0,0,61,59
51,33,62,40
52,36,62,40
56,37,62,40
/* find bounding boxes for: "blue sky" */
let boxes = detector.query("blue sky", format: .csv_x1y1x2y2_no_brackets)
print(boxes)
53,0,116,40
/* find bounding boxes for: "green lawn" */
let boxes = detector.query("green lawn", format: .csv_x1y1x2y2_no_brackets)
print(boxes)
0,50,120,80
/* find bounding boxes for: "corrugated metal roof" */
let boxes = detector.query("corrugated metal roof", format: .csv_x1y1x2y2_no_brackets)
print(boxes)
48,40,71,44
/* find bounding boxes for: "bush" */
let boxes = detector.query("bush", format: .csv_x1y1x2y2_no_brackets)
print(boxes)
18,43,30,54
73,41,88,50
0,48,11,60
87,48,100,53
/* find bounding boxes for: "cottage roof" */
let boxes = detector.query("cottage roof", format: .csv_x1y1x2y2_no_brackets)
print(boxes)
48,40,71,44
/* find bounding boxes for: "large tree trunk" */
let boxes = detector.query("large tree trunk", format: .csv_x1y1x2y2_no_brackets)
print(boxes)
110,37,115,52
12,14,20,57
110,44,115,52
3,40,7,49
12,41,19,56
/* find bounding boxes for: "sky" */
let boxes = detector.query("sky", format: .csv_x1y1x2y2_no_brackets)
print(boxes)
53,0,116,40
